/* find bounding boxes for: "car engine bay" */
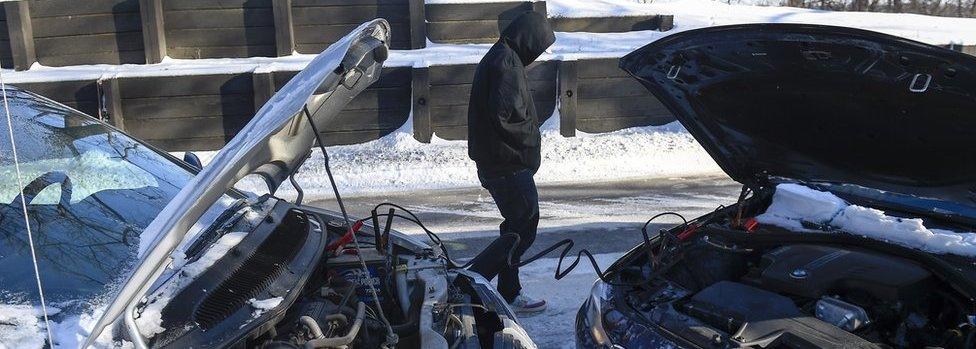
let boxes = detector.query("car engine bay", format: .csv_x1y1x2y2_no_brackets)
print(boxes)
255,208,532,349
138,199,533,349
609,187,976,349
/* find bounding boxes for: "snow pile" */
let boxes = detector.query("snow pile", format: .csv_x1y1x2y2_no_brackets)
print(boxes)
247,297,284,318
194,117,720,199
135,232,248,337
0,305,46,349
756,183,976,257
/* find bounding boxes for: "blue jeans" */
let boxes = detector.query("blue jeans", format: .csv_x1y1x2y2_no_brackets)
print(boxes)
470,169,539,303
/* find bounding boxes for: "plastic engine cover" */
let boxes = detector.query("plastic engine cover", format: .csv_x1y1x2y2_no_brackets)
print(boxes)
753,245,931,301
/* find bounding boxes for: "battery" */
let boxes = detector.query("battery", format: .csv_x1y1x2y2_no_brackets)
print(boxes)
326,249,389,303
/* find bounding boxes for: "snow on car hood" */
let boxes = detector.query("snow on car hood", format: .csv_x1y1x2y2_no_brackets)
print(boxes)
757,183,976,257
84,19,391,347
620,24,976,214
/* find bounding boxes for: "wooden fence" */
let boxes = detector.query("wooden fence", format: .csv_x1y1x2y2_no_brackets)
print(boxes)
10,58,672,151
5,0,975,152
0,0,676,69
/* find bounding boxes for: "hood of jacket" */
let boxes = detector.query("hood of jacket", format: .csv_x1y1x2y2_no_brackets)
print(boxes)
500,11,555,66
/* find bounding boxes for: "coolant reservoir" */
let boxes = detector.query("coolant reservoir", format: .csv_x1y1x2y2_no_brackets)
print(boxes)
815,297,870,332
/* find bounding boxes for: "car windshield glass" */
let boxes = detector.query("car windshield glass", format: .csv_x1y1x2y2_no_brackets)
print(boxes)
0,90,236,332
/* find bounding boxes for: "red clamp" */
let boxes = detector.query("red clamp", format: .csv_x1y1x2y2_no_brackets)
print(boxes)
743,218,760,232
676,223,700,241
326,219,365,254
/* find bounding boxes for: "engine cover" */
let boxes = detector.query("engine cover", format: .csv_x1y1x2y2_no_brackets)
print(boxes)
752,245,931,301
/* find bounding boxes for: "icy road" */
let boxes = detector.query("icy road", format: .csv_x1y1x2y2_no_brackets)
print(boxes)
310,175,740,348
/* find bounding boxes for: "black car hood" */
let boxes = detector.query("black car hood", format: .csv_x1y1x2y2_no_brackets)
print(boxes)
620,24,976,210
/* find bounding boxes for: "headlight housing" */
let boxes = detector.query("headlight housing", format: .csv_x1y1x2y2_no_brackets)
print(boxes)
583,279,613,346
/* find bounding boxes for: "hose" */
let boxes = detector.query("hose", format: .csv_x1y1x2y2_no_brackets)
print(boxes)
304,302,366,349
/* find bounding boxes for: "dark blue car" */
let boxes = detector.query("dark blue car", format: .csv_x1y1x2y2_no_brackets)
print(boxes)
576,24,976,349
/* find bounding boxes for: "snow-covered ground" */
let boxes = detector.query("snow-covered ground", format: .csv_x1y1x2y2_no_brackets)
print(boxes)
195,115,722,200
514,253,624,349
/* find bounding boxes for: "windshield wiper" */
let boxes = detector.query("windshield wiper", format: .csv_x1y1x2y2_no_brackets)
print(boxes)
182,198,250,261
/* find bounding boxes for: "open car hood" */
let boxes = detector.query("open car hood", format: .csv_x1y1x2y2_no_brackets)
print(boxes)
84,20,390,347
620,24,976,212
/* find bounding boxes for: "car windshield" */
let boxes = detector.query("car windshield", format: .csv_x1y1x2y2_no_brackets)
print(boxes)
0,89,236,327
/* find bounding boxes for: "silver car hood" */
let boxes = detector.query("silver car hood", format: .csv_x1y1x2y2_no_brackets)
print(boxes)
84,19,390,347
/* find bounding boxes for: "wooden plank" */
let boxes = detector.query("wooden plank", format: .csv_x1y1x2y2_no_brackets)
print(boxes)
408,0,425,49
578,77,652,99
167,45,277,59
291,5,408,25
424,2,533,22
577,115,675,133
34,32,145,56
558,60,577,137
426,20,505,44
5,1,35,71
166,27,276,47
429,82,552,108
36,50,145,67
163,8,276,29
431,104,468,126
341,88,411,111
163,0,273,11
429,84,471,107
292,22,410,46
550,15,670,33
428,62,553,86
146,136,227,151
578,96,671,119
121,95,254,119
316,129,394,146
0,6,12,68
31,13,143,38
432,124,465,140
118,74,252,98
140,0,167,63
577,58,628,79
412,66,431,143
97,78,125,130
319,109,408,132
29,0,140,18
292,23,412,44
293,0,406,6
126,114,252,139
252,71,275,113
15,80,98,102
272,0,294,56
431,100,553,127
272,66,411,90
429,64,476,85
659,15,674,31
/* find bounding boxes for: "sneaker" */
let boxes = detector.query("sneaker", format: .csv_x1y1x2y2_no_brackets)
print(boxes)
508,293,547,315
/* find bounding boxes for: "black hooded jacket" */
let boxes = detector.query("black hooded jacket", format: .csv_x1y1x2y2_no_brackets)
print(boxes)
467,11,555,178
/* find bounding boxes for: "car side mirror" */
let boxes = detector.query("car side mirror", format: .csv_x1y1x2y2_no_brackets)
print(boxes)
183,152,203,171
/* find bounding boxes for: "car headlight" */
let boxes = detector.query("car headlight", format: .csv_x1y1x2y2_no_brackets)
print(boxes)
584,279,612,346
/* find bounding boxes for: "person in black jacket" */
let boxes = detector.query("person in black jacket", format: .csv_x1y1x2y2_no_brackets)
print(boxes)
466,11,554,314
